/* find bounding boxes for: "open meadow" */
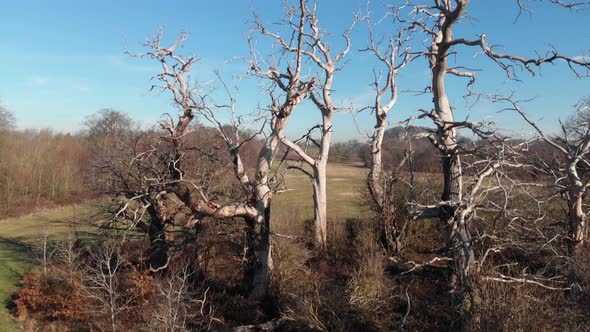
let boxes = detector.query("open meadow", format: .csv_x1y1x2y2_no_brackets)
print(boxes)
0,163,368,331
272,163,369,237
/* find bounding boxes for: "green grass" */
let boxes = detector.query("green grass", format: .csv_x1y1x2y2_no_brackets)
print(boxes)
0,203,100,331
272,162,368,236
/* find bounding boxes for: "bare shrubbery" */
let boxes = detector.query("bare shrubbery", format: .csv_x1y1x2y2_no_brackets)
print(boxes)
569,244,590,289
149,263,219,332
367,172,443,255
475,271,590,331
12,235,222,332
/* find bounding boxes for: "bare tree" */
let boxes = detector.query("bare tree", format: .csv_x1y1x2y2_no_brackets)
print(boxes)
502,96,590,253
82,241,132,332
362,12,416,252
389,0,590,328
84,109,138,192
364,15,413,209
123,22,315,299
38,229,55,275
55,233,83,282
254,0,358,248
0,104,15,130
84,108,134,141
85,110,182,273
150,262,218,332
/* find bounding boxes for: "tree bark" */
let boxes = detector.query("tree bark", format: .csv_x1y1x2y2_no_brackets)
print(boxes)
127,31,310,302
368,111,387,210
311,162,328,248
429,5,475,329
312,110,333,249
147,205,174,272
246,92,305,299
248,198,272,300
247,134,278,300
567,161,587,254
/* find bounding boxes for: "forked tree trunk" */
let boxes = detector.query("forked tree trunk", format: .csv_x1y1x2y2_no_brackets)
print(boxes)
248,108,302,299
129,30,311,303
283,113,331,249
146,111,193,272
369,107,402,253
431,14,476,329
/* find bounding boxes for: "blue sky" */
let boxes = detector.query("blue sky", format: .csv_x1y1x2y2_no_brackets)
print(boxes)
0,0,588,141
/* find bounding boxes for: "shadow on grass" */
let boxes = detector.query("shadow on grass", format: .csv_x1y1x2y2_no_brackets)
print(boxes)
0,237,33,257
0,237,35,313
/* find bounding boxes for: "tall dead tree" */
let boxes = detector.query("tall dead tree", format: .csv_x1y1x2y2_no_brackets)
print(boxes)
392,0,590,329
126,33,209,272
255,0,357,248
362,13,415,252
125,22,314,299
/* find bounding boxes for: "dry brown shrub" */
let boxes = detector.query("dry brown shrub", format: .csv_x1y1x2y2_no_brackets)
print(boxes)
12,272,87,322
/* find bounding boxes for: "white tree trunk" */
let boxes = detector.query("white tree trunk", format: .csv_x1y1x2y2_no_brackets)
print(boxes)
249,196,272,300
312,162,328,248
567,161,587,253
249,132,280,300
368,113,386,209
312,112,333,249
430,15,474,329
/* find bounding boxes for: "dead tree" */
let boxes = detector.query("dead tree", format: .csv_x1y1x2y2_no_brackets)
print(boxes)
499,96,590,254
362,13,416,253
88,113,179,272
197,67,312,299
390,0,590,328
255,0,358,248
82,241,132,332
125,23,314,299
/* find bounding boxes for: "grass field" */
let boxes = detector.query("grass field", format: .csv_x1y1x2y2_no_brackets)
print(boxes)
0,204,100,331
0,163,368,331
272,162,369,243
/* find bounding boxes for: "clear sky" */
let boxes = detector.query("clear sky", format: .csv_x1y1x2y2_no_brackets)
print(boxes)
0,0,589,141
